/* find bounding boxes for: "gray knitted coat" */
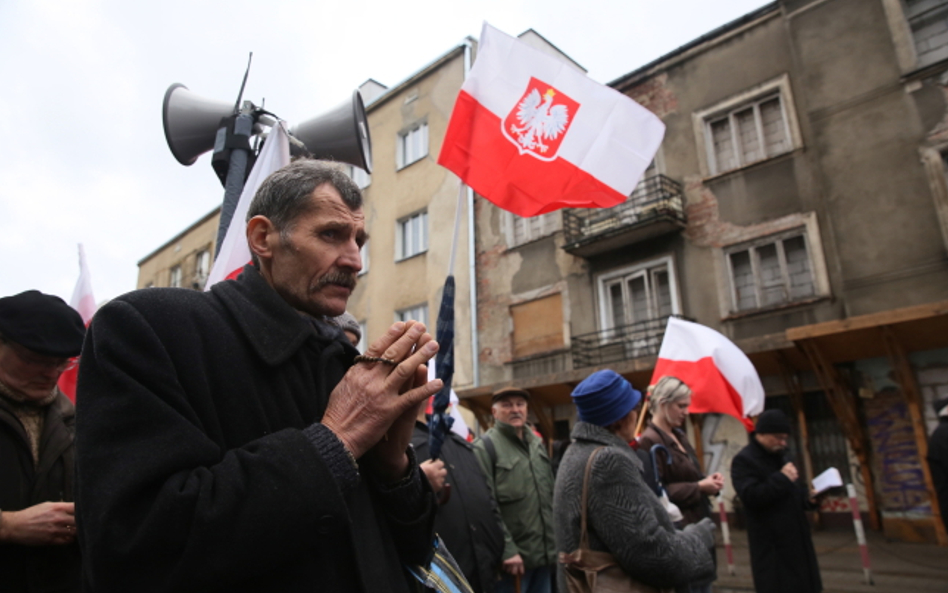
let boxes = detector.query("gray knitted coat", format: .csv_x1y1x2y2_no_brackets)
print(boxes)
553,422,715,592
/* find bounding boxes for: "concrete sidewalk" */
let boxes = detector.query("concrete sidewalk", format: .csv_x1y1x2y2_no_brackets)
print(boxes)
713,528,948,593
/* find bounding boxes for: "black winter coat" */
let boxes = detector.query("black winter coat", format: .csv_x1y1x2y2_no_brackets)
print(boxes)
731,437,821,593
0,392,81,593
412,422,505,593
75,266,435,593
927,417,948,532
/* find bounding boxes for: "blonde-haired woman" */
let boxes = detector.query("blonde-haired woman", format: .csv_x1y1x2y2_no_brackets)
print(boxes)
638,376,723,593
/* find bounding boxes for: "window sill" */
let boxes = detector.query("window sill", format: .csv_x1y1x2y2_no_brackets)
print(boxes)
722,295,830,321
396,155,428,172
505,231,560,252
703,148,800,183
395,250,428,263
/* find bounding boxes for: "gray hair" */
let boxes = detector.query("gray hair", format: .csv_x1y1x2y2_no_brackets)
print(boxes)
246,159,363,265
651,376,693,407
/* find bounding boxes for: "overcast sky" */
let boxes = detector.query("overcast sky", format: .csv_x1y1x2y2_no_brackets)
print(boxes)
0,0,769,304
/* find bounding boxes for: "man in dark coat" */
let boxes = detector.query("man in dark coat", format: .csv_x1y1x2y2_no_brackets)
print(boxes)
731,409,822,593
76,160,441,593
926,397,948,532
0,290,86,593
413,415,505,593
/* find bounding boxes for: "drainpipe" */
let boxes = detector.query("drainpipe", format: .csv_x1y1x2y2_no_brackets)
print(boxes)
462,37,480,387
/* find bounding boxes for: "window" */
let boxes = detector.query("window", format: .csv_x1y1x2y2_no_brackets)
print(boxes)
357,321,367,353
511,294,564,358
195,249,211,281
397,211,428,260
706,94,790,174
397,123,428,169
726,231,815,312
347,165,371,190
359,241,369,276
602,263,674,329
396,304,429,327
905,0,948,68
169,265,182,288
506,211,562,247
693,75,801,177
594,258,679,361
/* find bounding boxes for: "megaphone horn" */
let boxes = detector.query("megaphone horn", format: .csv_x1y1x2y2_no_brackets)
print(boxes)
162,83,236,166
290,90,373,173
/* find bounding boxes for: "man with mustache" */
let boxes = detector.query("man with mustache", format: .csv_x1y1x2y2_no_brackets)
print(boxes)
75,159,441,593
474,388,556,593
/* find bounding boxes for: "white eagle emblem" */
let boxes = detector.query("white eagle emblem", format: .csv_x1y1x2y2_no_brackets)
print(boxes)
509,88,570,154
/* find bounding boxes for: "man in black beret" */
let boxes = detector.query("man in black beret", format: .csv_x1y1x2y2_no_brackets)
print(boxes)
730,409,822,593
0,290,85,593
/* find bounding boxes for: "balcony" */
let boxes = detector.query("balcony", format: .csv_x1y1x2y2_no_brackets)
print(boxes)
506,316,680,381
562,174,686,257
570,315,677,369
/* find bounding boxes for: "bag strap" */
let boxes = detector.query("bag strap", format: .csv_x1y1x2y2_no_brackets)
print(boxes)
579,446,607,552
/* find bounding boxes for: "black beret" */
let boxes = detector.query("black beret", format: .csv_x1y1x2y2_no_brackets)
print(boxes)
755,409,792,435
0,290,85,357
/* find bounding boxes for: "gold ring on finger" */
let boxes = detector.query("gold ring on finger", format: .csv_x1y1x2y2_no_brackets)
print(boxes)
354,355,398,366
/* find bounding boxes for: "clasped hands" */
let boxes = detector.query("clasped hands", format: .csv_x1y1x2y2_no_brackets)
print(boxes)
322,321,442,483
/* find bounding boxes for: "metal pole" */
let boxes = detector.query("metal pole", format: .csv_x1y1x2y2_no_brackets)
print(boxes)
214,110,255,259
847,483,874,585
718,500,735,575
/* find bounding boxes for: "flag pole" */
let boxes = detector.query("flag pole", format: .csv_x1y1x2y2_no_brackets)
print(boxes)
635,386,652,437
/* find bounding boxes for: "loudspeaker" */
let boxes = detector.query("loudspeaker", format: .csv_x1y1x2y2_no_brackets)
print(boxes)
162,83,235,166
290,90,373,173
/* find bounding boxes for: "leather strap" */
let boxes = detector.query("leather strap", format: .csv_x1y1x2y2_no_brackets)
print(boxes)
579,446,607,551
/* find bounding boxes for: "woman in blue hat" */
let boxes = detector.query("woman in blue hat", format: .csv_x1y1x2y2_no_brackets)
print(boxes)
553,369,715,593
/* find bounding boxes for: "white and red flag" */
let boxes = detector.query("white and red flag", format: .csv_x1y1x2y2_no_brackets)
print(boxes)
438,23,665,217
58,243,96,402
651,317,765,431
204,123,291,289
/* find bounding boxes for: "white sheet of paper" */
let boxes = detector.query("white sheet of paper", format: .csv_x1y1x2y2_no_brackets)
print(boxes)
812,467,843,493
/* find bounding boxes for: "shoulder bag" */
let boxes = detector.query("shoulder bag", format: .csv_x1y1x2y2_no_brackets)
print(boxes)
558,446,672,593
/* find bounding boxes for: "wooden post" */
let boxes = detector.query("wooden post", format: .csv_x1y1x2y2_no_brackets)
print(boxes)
776,353,816,485
635,396,651,438
880,326,948,546
797,339,881,531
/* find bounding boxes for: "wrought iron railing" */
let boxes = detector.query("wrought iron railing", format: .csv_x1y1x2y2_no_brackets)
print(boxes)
570,315,680,369
562,174,685,248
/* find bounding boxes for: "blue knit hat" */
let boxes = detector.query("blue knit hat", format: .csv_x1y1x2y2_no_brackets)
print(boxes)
571,370,642,427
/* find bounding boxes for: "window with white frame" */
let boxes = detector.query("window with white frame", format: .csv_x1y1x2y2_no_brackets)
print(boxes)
905,0,948,69
359,241,369,276
706,94,791,175
169,265,182,288
347,165,371,190
599,258,678,331
357,321,367,353
397,211,428,260
396,304,429,327
726,230,815,312
506,211,562,247
195,249,211,281
397,122,428,169
694,75,801,177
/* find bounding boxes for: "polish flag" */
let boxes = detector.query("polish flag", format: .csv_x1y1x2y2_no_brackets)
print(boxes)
58,244,96,402
438,23,665,217
204,122,291,289
651,317,765,431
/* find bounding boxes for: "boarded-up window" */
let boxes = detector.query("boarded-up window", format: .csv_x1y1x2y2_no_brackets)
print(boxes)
511,294,564,358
